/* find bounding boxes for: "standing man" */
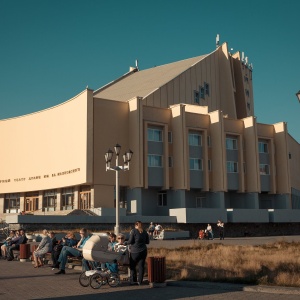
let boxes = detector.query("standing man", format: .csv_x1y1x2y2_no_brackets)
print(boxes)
217,220,225,240
55,228,90,274
206,224,214,240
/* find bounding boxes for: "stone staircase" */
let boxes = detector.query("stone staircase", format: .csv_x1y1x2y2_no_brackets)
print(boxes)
67,209,98,216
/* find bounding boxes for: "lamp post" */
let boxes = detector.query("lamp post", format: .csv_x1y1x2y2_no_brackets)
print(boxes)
296,90,300,103
104,144,133,235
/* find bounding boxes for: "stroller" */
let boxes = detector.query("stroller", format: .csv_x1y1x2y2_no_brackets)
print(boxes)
198,229,208,240
79,234,128,289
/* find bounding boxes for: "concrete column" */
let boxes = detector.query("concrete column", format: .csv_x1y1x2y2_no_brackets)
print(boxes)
20,193,25,213
38,191,43,211
90,186,95,208
56,189,61,211
245,193,259,208
74,186,79,209
210,192,225,208
0,194,4,213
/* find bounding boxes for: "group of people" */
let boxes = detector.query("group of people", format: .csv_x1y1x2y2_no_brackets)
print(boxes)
199,220,225,240
147,222,163,238
0,229,28,260
0,221,150,285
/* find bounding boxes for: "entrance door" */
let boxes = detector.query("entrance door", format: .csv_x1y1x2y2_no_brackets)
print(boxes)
25,197,39,212
80,192,91,210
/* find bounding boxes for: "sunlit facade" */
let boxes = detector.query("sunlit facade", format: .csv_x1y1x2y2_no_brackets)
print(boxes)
1,42,300,223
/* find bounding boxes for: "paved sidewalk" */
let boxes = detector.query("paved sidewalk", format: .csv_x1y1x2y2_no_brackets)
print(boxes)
1,259,300,300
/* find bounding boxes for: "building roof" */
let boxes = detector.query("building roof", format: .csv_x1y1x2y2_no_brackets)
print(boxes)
93,54,208,101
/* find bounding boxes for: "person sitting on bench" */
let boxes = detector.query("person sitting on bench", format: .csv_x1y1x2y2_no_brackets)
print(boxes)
54,228,90,275
7,229,28,261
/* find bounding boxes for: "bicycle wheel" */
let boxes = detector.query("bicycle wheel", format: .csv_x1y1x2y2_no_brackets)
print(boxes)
79,271,90,287
107,273,120,287
90,273,105,289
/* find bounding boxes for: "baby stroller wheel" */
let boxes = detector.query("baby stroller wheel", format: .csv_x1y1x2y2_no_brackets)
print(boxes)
108,273,120,287
79,271,90,287
90,273,105,289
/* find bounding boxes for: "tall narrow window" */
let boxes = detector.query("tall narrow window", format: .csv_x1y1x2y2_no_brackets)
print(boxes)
204,82,210,96
168,131,172,143
200,86,205,99
208,159,212,171
158,192,167,206
194,90,199,104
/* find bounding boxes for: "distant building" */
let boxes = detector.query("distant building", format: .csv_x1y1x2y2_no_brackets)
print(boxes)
1,42,300,223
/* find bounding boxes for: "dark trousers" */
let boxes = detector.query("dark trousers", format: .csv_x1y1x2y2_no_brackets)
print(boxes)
7,244,19,259
129,249,147,284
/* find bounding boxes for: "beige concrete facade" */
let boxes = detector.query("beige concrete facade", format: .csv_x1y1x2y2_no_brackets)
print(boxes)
1,42,300,223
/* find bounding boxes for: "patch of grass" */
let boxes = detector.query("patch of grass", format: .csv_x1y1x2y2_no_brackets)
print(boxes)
148,241,300,287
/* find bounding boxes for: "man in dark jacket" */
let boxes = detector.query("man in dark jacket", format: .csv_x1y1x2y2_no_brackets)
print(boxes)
7,229,28,261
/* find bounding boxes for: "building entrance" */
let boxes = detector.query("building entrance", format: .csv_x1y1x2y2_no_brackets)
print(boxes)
80,192,91,210
25,197,39,212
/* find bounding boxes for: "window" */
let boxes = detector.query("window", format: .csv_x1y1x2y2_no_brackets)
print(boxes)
43,190,57,211
158,192,167,206
258,142,268,153
245,89,250,97
260,164,270,175
227,161,238,173
200,86,205,99
194,90,199,104
148,128,162,142
190,158,202,170
196,197,207,208
244,75,249,82
226,138,238,150
207,135,211,147
247,102,251,110
61,188,74,210
189,133,202,146
208,159,212,171
168,131,172,143
4,193,20,213
204,82,210,96
148,154,162,167
168,156,173,168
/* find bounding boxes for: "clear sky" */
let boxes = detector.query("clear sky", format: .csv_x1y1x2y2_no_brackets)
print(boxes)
1,0,300,142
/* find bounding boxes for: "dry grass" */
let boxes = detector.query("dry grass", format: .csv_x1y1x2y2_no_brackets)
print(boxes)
148,241,300,287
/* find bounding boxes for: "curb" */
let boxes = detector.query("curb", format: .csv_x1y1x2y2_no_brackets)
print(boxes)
166,280,300,295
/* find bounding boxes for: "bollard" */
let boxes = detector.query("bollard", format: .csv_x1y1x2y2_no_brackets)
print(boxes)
19,244,30,261
147,256,166,284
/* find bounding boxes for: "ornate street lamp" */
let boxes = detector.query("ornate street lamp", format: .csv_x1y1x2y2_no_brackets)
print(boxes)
104,144,133,235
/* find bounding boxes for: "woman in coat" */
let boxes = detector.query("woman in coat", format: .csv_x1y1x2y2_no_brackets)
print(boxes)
126,221,149,285
33,229,52,268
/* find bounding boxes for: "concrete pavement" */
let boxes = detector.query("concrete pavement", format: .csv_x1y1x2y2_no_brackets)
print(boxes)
1,236,300,300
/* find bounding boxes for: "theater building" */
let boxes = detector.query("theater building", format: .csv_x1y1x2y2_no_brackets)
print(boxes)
1,42,300,224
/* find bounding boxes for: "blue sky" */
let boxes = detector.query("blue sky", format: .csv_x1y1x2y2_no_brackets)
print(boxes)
1,0,300,142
